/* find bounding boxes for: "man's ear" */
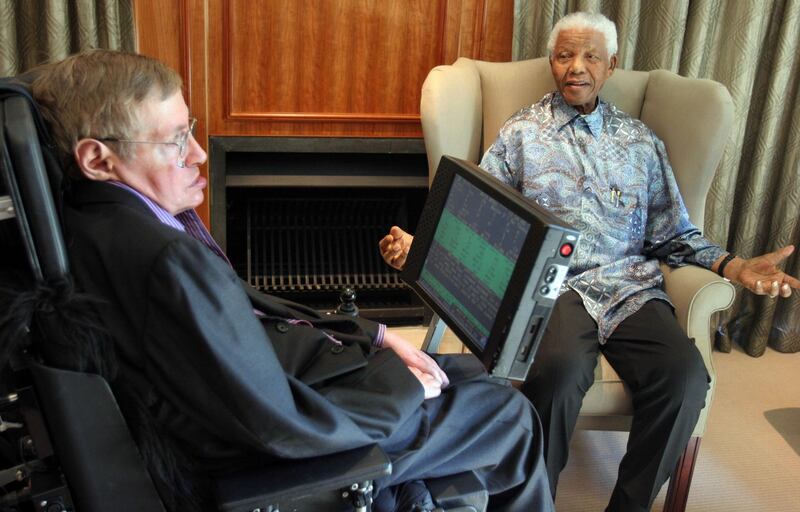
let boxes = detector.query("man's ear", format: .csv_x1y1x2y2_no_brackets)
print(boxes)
74,139,120,181
608,55,618,76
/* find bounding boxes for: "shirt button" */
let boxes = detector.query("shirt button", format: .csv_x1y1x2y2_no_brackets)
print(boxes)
275,322,289,333
331,344,344,354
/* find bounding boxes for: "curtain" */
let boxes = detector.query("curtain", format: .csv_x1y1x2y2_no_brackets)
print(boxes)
0,0,135,77
513,0,800,356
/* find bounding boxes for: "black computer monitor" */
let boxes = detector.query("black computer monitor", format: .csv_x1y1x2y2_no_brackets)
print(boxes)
401,156,580,381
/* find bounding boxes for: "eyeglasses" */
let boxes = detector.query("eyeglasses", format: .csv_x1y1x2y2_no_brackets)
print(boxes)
98,118,197,168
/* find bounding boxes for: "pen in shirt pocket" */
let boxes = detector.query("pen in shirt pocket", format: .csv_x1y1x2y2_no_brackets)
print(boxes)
610,186,622,207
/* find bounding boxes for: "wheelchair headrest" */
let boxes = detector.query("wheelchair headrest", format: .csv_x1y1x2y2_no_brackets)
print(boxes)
0,72,119,380
0,71,69,283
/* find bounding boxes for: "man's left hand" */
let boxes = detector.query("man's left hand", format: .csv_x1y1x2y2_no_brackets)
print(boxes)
727,245,800,298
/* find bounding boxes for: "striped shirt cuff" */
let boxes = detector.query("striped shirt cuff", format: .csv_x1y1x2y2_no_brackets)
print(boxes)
373,323,386,348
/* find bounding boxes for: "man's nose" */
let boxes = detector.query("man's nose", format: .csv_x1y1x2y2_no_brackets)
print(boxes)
186,133,208,167
569,56,587,73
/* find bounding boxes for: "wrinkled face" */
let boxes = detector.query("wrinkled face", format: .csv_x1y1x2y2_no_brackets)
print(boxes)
111,92,207,214
550,28,617,114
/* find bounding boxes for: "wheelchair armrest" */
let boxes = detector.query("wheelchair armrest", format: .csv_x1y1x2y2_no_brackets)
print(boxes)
427,471,488,512
29,362,165,512
215,444,392,512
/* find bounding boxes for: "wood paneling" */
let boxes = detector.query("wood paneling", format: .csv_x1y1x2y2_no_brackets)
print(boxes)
133,0,514,223
134,0,187,79
481,0,515,62
208,0,513,137
224,0,445,123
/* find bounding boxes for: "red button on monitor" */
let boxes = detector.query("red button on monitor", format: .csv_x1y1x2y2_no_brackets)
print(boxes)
559,243,574,257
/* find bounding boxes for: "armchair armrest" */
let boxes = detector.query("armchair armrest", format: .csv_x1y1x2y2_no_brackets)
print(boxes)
660,264,735,383
662,265,734,437
215,444,391,512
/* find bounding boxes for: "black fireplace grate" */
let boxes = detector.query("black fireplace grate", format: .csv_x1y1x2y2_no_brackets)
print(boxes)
213,137,430,324
245,196,405,293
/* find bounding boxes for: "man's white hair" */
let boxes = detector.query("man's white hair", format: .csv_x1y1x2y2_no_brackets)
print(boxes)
546,12,618,57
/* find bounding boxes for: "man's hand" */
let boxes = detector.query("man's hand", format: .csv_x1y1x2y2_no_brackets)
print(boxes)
379,226,414,271
382,330,449,390
722,245,800,298
408,367,443,399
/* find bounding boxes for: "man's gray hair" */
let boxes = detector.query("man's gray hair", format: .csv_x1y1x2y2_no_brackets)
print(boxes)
546,12,618,57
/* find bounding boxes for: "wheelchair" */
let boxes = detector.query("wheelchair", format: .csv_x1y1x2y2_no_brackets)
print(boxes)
0,74,487,512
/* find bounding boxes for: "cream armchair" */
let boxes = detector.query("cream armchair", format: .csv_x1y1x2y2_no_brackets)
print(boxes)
420,57,736,512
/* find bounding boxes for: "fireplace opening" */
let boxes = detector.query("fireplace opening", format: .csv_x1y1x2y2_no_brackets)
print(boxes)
211,136,432,325
225,186,428,323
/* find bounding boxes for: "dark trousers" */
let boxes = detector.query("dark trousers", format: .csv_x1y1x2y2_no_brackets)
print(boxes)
521,291,709,512
376,354,554,512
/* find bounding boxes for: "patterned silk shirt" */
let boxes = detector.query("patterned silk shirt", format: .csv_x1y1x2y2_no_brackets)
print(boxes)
480,91,725,342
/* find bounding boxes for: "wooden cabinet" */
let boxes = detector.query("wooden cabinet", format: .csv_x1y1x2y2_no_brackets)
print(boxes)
134,0,513,224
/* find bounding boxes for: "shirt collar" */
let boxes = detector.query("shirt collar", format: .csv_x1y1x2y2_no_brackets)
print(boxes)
108,180,231,264
551,92,605,140
108,181,186,232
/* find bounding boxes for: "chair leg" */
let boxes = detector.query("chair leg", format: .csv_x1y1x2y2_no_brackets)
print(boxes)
663,436,701,512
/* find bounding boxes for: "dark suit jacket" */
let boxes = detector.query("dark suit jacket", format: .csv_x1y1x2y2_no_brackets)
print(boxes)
61,180,425,468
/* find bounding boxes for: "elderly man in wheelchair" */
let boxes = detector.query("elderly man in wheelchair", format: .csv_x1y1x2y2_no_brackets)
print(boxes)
0,50,553,512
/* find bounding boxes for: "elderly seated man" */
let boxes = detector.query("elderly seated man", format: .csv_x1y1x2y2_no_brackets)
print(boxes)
29,50,554,512
380,11,799,512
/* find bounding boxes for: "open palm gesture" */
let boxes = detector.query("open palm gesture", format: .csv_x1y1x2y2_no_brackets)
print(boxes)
729,245,800,298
